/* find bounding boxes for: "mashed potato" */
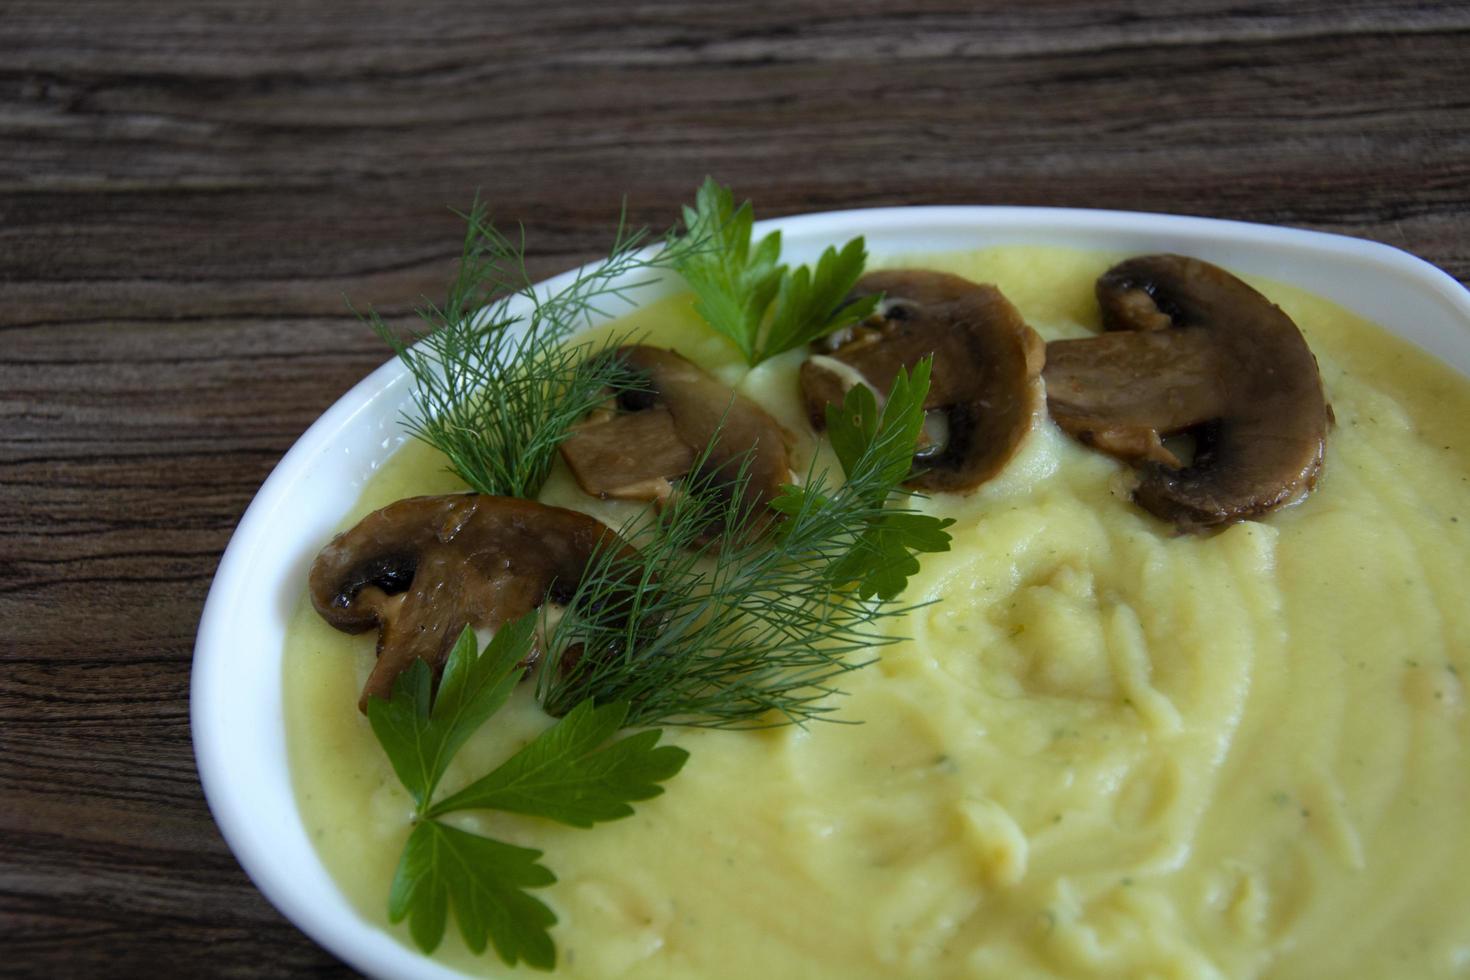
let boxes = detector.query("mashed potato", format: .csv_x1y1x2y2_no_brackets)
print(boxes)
285,246,1470,979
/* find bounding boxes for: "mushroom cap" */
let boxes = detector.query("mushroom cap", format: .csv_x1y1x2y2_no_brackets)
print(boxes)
559,345,792,531
798,269,1045,493
1043,254,1329,529
308,494,625,710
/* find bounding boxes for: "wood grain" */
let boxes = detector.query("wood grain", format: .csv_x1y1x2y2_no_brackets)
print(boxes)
3,1,1467,975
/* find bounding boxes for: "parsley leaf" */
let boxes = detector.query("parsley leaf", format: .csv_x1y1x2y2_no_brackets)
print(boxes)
388,819,557,968
366,619,686,970
828,356,933,493
366,614,531,808
672,177,875,365
826,509,954,601
429,699,689,825
674,178,784,364
762,238,881,360
775,358,955,601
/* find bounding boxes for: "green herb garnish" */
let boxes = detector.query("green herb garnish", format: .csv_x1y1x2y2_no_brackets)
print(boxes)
671,177,880,365
366,198,667,499
369,614,688,969
539,360,954,728
800,358,956,601
359,184,955,970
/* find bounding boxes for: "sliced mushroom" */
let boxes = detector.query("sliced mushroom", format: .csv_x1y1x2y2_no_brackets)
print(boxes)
559,345,791,531
799,270,1046,493
309,494,626,710
1043,254,1329,530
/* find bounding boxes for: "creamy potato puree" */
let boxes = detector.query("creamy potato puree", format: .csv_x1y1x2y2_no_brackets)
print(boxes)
284,247,1470,979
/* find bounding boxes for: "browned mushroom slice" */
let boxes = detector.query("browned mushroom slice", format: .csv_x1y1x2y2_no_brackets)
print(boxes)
561,405,695,501
1043,254,1329,530
799,270,1046,493
559,345,791,528
308,494,627,710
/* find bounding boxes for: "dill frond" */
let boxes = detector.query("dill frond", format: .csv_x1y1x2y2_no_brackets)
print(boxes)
538,364,952,730
536,468,883,728
365,196,672,499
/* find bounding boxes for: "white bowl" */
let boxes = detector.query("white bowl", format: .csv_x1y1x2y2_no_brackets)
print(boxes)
191,207,1470,979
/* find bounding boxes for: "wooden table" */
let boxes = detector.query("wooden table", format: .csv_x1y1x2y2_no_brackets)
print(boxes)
4,2,1466,975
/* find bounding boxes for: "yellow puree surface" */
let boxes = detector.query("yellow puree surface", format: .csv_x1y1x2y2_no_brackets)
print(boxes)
285,247,1470,979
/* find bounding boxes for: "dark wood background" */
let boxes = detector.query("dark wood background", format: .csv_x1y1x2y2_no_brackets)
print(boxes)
3,1,1466,976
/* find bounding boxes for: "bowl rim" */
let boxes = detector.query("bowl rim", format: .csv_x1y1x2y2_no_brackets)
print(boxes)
191,204,1470,980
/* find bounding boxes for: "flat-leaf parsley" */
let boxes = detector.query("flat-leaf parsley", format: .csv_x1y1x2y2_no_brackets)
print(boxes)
370,614,688,970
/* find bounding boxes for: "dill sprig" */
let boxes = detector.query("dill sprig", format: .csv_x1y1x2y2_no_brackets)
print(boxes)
538,361,954,729
366,197,671,499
